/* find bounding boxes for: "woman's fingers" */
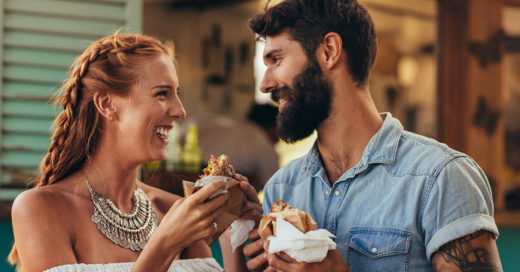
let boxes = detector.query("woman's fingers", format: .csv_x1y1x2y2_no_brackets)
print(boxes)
207,196,228,218
233,173,249,182
240,181,261,204
190,179,227,204
241,199,263,214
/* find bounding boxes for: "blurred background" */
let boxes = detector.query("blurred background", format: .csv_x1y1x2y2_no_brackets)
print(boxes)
1,0,520,270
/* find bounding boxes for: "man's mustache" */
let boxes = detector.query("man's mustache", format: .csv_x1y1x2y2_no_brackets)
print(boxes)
270,86,292,104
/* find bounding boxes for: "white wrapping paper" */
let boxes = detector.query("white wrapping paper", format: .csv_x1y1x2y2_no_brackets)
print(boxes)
230,219,255,252
194,176,235,198
267,217,336,263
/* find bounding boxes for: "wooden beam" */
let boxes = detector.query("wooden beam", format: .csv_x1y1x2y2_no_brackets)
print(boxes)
437,0,505,211
504,0,520,7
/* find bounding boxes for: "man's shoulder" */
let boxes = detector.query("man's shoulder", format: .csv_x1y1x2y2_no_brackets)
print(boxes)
266,154,310,187
391,131,469,178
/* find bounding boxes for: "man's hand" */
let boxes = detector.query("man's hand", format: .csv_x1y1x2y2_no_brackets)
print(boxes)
263,241,350,272
237,178,263,225
243,228,268,271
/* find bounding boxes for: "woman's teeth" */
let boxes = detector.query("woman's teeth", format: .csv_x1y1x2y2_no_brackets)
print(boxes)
155,127,171,141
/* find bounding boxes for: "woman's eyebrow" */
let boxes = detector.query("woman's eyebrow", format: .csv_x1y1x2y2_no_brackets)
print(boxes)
152,85,173,90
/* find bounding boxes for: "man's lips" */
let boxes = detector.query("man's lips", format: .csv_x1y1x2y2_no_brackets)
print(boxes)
271,88,291,105
278,99,288,111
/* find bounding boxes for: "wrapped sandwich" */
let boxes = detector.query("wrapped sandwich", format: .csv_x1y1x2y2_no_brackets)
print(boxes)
259,200,317,241
183,155,245,245
258,200,336,263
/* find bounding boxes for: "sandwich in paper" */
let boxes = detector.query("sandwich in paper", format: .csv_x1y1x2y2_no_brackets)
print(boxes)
258,200,317,241
258,200,336,263
183,155,245,245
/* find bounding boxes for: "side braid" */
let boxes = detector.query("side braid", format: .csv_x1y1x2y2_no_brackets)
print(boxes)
37,46,105,186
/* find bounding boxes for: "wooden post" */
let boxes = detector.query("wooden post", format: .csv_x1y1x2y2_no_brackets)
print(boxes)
437,0,505,211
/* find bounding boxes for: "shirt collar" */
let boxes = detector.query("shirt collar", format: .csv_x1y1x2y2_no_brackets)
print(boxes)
302,112,403,177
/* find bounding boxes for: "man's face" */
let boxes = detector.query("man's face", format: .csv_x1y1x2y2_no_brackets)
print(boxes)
261,30,331,143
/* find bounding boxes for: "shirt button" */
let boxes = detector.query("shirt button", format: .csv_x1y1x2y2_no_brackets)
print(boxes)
334,190,340,196
371,247,378,253
326,191,330,196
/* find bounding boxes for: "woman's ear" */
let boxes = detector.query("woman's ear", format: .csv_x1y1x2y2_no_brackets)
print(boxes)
318,32,343,70
92,91,117,121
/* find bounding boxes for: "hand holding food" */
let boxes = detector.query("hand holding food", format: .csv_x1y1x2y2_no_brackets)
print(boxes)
183,155,245,245
258,200,336,263
258,200,317,241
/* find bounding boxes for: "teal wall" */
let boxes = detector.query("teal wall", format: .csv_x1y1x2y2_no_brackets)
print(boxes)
1,220,518,271
1,220,14,272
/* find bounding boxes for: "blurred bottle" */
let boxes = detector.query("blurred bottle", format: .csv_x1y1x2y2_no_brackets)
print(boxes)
182,123,202,173
143,160,164,172
165,125,183,172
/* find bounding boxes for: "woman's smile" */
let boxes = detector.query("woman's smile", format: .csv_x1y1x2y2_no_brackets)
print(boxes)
154,125,173,144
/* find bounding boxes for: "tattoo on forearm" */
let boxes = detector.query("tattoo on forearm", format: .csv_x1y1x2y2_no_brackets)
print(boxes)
435,230,500,271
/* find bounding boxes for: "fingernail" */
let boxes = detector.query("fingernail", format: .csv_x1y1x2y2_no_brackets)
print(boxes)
262,253,266,259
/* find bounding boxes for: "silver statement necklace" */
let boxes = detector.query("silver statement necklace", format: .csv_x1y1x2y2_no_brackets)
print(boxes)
82,174,157,251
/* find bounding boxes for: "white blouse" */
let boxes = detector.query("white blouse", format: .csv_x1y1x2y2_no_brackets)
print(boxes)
43,258,223,272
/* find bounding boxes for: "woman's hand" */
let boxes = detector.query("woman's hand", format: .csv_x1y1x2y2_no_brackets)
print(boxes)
234,173,263,225
157,179,229,250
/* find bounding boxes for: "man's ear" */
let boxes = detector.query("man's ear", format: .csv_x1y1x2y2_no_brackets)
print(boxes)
318,32,343,70
92,91,117,121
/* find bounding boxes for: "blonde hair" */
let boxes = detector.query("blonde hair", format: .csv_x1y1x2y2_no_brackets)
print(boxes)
8,33,173,270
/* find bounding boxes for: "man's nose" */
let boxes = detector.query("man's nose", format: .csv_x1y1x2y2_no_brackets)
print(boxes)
259,70,277,93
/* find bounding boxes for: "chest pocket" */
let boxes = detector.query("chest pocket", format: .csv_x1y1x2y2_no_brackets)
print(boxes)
346,227,411,272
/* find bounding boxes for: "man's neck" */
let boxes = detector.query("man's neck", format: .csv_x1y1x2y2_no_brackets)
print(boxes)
316,88,383,185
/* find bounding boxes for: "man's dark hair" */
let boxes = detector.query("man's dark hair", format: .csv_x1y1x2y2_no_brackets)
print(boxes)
248,0,377,87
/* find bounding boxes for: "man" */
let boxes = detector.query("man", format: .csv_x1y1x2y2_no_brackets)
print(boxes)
243,0,502,271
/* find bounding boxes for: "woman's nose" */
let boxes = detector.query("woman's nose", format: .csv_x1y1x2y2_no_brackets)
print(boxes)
168,96,186,120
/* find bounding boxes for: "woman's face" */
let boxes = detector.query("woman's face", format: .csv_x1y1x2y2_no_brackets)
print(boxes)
113,54,186,164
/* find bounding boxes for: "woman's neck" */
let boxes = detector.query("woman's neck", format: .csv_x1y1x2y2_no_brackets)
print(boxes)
81,150,140,213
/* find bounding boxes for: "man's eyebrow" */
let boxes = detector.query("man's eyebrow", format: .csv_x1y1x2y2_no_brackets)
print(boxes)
264,49,283,61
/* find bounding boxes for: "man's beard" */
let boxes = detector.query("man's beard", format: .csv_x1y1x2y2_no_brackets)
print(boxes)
271,59,332,143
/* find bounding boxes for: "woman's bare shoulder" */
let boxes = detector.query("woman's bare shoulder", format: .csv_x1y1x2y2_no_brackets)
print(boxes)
12,182,78,226
11,184,79,268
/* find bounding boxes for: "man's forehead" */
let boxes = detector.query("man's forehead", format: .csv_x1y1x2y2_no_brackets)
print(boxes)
263,30,297,55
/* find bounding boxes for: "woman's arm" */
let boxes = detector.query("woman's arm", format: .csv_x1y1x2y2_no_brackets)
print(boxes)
219,228,247,272
181,240,212,259
219,176,264,272
132,180,229,271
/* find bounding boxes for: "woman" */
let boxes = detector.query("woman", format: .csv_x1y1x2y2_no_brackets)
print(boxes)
8,33,262,271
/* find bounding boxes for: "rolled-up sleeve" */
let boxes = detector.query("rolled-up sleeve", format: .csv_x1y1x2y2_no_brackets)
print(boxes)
422,156,498,261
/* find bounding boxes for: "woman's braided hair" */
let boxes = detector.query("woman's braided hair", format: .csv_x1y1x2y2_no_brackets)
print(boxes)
8,32,173,270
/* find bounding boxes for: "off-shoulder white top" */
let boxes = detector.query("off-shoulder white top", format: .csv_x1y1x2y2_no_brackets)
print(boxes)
43,257,223,272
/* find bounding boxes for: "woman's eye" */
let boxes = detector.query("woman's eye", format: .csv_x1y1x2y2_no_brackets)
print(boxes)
156,91,168,97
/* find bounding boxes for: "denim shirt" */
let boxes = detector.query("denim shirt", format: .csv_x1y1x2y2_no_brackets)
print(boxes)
262,113,498,271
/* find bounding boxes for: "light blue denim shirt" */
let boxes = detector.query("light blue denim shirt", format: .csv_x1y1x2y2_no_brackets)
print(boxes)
262,113,498,271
